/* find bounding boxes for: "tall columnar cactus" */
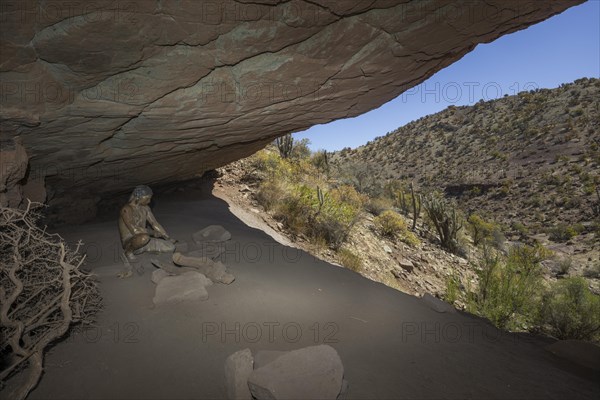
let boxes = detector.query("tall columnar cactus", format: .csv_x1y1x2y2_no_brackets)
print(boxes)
275,134,294,159
422,192,463,254
410,182,421,230
397,190,410,216
316,185,325,213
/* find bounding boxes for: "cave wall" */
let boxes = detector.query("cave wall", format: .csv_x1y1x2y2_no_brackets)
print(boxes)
0,0,582,222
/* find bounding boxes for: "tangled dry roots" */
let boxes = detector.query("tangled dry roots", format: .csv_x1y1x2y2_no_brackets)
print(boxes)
0,201,101,399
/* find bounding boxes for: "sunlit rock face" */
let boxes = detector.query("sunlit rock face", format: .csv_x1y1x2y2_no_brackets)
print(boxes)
0,0,582,222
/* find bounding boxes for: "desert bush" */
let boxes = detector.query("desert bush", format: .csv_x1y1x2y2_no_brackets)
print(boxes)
374,210,420,247
467,214,498,246
467,244,550,330
275,185,360,250
338,248,362,272
548,223,582,242
256,179,288,211
334,161,381,195
364,196,393,216
0,202,101,399
252,149,291,179
290,138,312,160
330,185,368,210
556,257,572,276
289,157,320,184
310,150,330,175
512,221,529,236
400,230,421,247
422,193,463,254
444,272,462,304
537,277,600,341
374,210,406,238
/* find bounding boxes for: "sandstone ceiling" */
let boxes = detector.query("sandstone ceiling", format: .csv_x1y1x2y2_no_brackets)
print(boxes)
0,0,583,221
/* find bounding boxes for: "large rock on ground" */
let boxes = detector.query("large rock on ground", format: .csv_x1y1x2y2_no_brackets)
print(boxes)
152,271,212,305
224,348,254,400
248,345,344,400
0,1,582,221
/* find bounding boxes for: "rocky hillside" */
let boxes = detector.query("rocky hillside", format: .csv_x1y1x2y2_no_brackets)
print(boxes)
331,77,600,275
215,155,478,299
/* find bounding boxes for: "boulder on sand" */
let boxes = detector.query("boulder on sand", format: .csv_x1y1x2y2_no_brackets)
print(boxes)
248,345,344,400
224,348,254,400
152,271,212,305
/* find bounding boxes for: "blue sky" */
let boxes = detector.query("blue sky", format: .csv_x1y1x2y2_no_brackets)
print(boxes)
295,0,600,151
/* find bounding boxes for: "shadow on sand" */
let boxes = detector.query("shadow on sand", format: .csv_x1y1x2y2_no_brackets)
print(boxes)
24,179,600,399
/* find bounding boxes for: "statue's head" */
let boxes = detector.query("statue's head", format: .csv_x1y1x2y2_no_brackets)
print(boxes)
129,185,153,205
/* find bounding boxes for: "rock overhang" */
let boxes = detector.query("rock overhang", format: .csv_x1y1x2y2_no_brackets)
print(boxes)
0,0,584,222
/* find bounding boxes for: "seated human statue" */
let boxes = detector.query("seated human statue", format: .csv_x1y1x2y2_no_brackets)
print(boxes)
117,185,175,278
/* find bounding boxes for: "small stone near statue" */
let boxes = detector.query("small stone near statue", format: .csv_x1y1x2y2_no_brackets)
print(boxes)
192,225,232,244
172,252,235,285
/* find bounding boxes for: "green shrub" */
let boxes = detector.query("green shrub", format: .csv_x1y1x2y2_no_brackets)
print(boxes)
549,223,581,242
467,214,497,246
444,272,461,304
374,210,406,238
538,277,600,341
291,138,312,159
330,185,367,210
556,257,572,276
276,185,360,250
374,210,420,247
252,149,291,178
467,244,550,330
512,222,529,236
400,230,421,247
338,248,362,272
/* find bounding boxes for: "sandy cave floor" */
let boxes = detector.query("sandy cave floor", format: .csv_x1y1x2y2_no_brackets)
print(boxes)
21,187,600,400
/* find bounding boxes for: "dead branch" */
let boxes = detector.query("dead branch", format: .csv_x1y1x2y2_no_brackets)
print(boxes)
0,201,101,399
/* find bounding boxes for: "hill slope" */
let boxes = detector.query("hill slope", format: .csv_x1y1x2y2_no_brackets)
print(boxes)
331,77,600,274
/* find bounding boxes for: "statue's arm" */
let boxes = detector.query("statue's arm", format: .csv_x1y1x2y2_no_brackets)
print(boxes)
146,209,169,239
121,205,145,234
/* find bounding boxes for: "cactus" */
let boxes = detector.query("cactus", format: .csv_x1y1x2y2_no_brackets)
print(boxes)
410,182,421,230
275,134,294,158
397,190,410,216
317,185,325,212
422,193,463,254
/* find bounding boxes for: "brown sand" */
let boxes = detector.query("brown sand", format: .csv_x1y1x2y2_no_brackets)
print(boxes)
27,187,599,400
